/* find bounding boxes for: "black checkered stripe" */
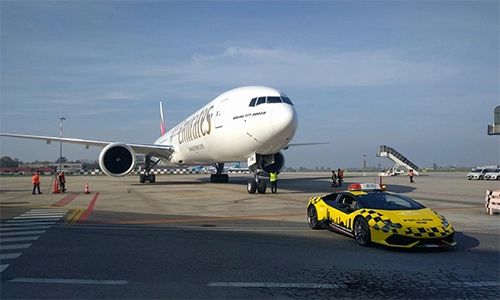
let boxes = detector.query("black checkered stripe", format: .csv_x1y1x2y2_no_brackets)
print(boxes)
309,197,324,205
359,209,451,238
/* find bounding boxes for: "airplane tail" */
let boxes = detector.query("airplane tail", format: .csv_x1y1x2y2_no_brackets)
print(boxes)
160,101,166,135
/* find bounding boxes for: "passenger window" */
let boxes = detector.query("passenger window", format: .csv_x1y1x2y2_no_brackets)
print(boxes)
256,97,266,106
249,98,257,107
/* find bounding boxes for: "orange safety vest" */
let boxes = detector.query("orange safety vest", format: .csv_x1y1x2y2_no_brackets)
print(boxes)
58,173,66,183
32,174,40,185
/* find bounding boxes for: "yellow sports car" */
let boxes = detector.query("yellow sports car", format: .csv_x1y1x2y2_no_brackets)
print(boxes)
307,183,456,248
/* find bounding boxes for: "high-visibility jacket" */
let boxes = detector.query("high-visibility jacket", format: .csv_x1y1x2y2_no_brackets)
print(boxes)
270,172,278,182
58,173,66,183
32,174,40,185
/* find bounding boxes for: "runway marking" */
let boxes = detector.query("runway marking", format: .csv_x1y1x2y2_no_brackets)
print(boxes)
8,278,129,285
2,221,57,226
1,243,32,250
0,230,46,236
0,208,69,273
0,253,22,259
62,209,86,226
0,226,51,232
78,192,99,224
208,282,344,289
51,193,79,207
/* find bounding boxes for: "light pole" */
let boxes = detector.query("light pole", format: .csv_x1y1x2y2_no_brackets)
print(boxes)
59,117,66,173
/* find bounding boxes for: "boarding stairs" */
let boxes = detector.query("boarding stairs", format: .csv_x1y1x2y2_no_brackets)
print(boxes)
377,145,420,175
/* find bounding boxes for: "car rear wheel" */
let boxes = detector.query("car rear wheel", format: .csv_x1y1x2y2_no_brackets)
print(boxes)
307,205,322,229
354,217,371,246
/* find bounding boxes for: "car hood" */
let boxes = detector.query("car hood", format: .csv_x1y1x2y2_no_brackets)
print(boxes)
384,208,443,227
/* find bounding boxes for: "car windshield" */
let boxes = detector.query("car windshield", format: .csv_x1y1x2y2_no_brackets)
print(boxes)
357,192,425,210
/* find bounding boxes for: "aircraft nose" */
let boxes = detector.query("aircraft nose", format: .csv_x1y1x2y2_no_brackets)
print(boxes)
270,104,298,136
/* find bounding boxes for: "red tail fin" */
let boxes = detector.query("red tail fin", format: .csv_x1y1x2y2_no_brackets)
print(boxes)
160,101,166,135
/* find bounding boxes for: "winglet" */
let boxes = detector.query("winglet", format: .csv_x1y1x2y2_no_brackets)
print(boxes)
160,101,166,135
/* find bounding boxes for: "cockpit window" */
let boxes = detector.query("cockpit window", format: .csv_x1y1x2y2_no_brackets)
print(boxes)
281,97,293,105
248,96,294,107
256,97,266,106
267,96,282,103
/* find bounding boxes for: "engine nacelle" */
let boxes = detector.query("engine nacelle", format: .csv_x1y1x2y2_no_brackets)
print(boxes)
259,151,285,174
98,143,136,177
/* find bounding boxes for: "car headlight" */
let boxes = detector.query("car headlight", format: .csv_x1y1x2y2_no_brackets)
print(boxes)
383,220,402,229
441,216,450,227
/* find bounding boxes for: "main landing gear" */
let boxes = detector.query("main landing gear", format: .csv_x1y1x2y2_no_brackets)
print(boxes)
247,172,266,194
210,163,229,183
139,155,160,183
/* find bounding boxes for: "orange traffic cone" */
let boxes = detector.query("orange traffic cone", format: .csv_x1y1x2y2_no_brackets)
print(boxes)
84,183,90,194
53,178,61,194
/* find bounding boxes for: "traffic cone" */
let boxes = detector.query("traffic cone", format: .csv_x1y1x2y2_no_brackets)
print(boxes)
84,183,90,194
53,179,61,194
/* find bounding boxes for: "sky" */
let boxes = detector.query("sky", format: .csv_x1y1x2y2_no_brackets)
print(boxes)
1,1,499,170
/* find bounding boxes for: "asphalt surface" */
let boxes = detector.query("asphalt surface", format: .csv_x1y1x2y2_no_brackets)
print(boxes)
0,171,499,299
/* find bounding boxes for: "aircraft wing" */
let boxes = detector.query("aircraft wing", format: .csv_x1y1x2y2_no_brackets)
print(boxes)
282,142,330,150
0,133,174,160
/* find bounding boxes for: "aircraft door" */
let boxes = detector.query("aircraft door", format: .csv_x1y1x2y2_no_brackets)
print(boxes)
214,99,228,129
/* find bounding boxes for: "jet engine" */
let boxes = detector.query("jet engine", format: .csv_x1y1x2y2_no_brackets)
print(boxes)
98,143,136,177
258,151,285,174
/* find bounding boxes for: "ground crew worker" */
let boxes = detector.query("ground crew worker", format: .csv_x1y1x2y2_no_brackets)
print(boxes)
337,168,344,187
58,171,66,193
32,172,42,195
331,170,337,186
270,169,278,194
409,169,414,183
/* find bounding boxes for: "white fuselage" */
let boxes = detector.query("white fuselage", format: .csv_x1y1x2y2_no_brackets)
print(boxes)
154,86,298,166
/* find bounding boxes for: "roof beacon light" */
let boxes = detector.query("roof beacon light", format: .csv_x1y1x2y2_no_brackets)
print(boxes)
348,183,386,191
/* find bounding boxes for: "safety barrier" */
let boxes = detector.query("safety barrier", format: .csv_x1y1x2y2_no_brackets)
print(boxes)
485,190,500,215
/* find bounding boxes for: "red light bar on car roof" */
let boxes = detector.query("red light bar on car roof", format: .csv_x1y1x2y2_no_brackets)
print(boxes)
348,183,386,191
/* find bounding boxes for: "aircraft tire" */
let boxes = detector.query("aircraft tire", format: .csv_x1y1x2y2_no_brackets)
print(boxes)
149,174,156,183
139,174,146,183
257,179,266,194
247,180,257,194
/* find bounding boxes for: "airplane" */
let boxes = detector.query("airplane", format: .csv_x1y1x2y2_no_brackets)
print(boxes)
227,162,251,173
0,86,324,194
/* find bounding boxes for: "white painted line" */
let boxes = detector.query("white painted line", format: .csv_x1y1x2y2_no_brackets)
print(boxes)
30,209,68,212
20,213,67,217
208,282,342,289
0,264,9,272
1,230,46,236
0,253,22,259
7,219,59,223
9,278,129,285
28,210,68,213
0,243,32,250
1,226,51,232
14,215,63,219
0,236,39,243
2,222,56,226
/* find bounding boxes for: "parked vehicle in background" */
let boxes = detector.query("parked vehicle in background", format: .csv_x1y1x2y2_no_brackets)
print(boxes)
484,169,500,180
467,168,491,180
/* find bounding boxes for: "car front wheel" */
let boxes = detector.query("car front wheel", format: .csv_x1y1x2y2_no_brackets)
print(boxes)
307,205,322,229
354,217,371,246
